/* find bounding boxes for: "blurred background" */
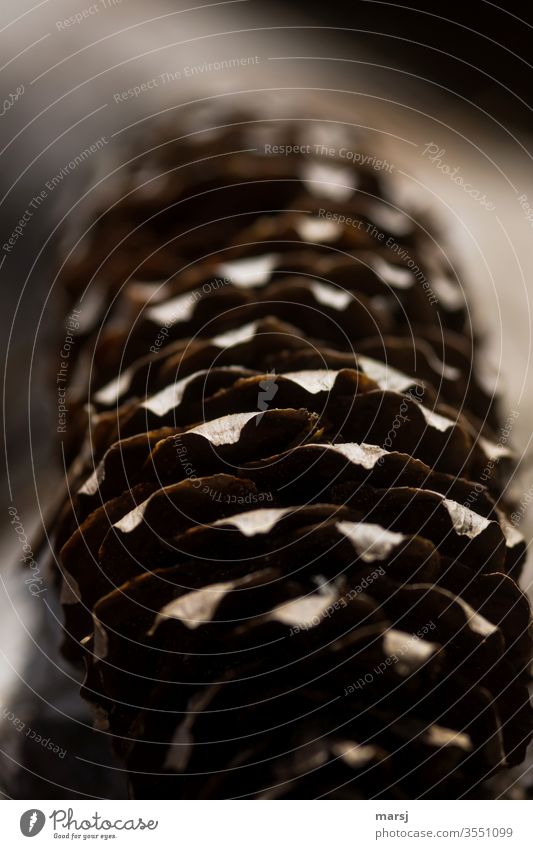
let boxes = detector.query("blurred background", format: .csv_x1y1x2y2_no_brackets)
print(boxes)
1,0,532,798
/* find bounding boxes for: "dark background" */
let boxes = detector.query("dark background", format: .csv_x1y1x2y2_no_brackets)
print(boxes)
289,0,533,129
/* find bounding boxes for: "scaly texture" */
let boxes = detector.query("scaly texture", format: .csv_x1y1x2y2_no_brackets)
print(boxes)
54,111,532,799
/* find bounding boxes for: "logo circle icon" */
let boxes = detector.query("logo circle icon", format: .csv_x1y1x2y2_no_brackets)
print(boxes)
20,810,46,837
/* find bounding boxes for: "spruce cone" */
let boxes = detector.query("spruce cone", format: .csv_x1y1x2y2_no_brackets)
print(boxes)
54,110,532,799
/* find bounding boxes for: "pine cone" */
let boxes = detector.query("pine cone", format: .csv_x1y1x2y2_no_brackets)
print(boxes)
55,109,532,799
